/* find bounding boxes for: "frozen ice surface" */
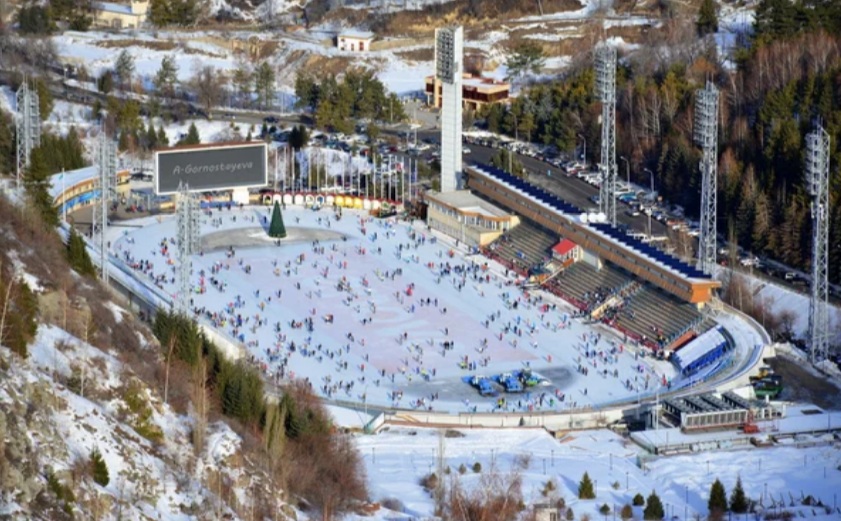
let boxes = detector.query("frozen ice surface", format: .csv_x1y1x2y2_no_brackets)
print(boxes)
112,205,739,413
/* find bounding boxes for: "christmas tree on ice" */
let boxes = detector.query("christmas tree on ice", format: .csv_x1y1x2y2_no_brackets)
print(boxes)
268,201,287,239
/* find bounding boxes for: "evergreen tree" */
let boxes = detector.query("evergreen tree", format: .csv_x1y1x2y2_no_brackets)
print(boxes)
114,50,135,90
643,491,664,520
577,471,595,499
490,149,525,178
0,111,14,175
67,228,96,277
145,122,158,150
154,55,179,100
0,275,38,359
697,0,719,36
90,448,110,486
729,476,748,513
268,201,287,239
98,71,115,94
24,148,59,227
157,126,169,146
633,493,645,506
34,78,53,121
118,131,130,152
180,123,200,145
708,478,728,518
15,3,53,34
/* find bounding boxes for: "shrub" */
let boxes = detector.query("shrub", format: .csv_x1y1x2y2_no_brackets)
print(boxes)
633,493,645,506
565,507,574,520
620,504,633,519
472,461,482,473
542,479,557,496
458,463,467,475
599,504,611,514
578,471,595,499
90,448,109,486
612,480,621,490
420,472,439,491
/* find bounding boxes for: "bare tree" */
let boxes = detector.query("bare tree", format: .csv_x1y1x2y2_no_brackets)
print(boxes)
191,65,228,116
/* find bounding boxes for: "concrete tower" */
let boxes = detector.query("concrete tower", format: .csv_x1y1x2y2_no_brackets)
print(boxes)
436,26,463,193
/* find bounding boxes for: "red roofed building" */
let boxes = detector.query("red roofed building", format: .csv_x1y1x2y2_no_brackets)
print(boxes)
551,238,581,266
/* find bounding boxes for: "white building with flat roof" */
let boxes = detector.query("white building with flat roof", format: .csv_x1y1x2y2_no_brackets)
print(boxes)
337,31,374,52
435,26,463,193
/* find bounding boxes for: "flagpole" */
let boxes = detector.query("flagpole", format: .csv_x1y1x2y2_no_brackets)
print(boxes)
62,169,66,222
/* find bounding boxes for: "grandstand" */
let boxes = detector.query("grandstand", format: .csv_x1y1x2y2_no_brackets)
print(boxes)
485,221,558,273
465,162,725,351
465,163,720,304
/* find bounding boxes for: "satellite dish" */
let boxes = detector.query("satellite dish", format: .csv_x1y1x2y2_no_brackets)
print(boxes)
580,213,589,223
597,212,607,223
588,212,598,222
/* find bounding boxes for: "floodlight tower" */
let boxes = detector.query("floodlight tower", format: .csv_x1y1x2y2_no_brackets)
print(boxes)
595,43,617,225
806,124,830,364
694,81,719,275
435,25,463,193
175,182,200,315
96,130,118,286
15,78,41,188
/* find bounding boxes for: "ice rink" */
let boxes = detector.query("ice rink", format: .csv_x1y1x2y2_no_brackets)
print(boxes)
111,204,705,413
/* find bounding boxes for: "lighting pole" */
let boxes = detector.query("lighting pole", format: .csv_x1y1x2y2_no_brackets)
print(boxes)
577,133,587,166
685,485,688,520
620,156,630,187
644,168,654,239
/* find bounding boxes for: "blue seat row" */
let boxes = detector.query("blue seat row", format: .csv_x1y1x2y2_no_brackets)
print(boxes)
589,222,709,279
473,163,583,215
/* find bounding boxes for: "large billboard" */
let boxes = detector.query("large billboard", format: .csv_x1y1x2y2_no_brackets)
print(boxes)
155,142,268,195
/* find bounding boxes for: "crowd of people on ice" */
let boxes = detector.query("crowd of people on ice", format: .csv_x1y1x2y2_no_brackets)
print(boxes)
113,204,672,413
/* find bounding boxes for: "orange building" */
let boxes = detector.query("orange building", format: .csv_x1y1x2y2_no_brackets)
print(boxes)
425,74,510,111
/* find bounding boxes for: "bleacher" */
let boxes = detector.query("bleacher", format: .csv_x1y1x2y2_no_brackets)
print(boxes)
468,163,715,352
547,261,632,313
609,285,706,349
485,221,559,273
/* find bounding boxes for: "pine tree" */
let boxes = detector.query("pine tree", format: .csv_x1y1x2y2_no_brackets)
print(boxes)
268,201,287,239
67,228,96,277
708,478,728,518
90,448,110,486
181,123,200,145
697,0,719,36
643,491,664,520
157,126,169,146
25,148,59,227
578,471,595,499
729,476,748,513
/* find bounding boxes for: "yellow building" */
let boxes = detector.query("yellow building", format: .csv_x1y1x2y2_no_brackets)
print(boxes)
92,0,149,29
425,190,517,248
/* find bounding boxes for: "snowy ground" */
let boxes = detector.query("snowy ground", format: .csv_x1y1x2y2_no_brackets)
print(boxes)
351,425,841,520
107,204,757,414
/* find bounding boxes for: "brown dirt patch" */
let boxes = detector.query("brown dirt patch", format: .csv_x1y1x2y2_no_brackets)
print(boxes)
99,39,178,51
394,47,434,62
768,356,841,410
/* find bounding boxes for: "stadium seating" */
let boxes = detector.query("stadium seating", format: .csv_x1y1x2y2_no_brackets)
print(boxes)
486,221,559,272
